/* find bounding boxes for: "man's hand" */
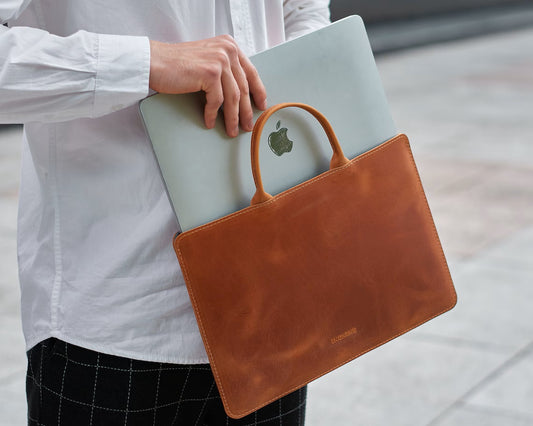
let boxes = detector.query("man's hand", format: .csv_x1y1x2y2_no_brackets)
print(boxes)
149,35,267,138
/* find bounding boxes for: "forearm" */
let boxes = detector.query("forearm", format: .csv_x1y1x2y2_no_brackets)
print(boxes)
0,25,150,124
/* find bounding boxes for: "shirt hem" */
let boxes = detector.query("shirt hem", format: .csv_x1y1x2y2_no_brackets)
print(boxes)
25,331,210,365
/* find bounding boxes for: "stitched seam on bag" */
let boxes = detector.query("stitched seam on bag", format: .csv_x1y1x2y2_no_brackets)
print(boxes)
175,133,457,417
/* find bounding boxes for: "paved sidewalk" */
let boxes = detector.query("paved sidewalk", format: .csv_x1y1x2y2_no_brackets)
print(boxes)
1,28,533,425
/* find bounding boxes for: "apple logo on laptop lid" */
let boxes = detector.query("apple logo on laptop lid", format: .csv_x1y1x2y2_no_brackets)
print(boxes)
268,120,293,156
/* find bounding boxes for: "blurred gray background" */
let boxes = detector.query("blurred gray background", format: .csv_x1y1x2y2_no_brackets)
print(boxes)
1,1,533,425
331,0,531,22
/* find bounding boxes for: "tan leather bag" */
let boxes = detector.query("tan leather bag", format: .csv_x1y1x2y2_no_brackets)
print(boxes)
173,103,457,419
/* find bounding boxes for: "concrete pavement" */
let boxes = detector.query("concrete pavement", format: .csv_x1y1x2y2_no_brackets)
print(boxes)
1,27,533,425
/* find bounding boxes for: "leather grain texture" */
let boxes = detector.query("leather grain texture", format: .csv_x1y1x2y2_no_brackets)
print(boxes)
173,104,457,419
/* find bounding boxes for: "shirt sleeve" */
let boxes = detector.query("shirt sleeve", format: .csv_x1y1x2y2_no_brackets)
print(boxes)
0,24,150,124
283,0,331,41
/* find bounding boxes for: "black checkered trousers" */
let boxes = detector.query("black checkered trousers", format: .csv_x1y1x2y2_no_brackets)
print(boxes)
26,338,307,425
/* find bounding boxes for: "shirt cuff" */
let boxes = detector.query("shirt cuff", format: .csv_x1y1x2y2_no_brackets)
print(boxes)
93,33,150,117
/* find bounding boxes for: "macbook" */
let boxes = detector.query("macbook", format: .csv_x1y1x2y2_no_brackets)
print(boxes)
139,15,397,232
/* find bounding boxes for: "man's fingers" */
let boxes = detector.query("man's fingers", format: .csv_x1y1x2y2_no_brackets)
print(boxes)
204,83,224,129
230,59,254,132
221,68,241,138
222,38,255,134
238,87,254,132
239,53,267,111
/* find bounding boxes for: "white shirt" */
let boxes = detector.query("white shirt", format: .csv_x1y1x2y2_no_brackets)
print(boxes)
0,0,330,363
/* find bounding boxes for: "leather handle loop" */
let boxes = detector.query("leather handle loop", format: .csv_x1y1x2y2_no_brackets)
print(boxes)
250,102,349,205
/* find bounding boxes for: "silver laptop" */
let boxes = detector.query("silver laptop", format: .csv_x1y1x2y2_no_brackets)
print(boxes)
139,15,397,233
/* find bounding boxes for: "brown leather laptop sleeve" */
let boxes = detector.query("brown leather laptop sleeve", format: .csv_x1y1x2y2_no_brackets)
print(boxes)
174,103,457,418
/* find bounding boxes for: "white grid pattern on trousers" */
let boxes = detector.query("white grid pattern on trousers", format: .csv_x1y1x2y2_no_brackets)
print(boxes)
26,338,307,425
